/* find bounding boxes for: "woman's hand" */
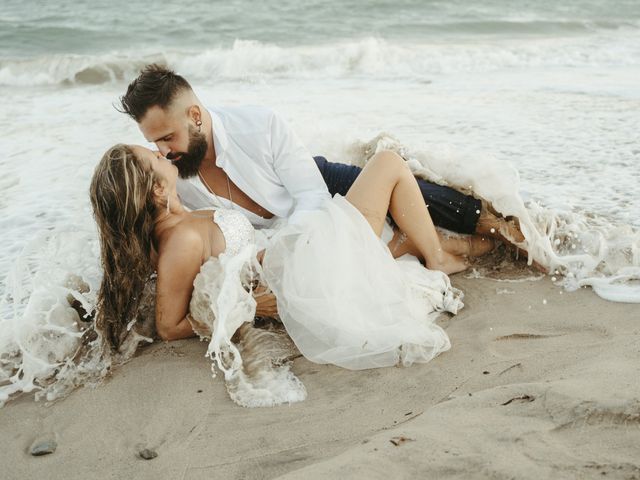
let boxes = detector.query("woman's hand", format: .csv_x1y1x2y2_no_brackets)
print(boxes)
253,284,279,318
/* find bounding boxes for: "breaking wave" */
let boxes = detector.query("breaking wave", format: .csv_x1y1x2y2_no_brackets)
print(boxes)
2,34,640,87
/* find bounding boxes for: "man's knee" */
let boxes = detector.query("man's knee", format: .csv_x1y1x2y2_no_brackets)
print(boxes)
313,156,328,171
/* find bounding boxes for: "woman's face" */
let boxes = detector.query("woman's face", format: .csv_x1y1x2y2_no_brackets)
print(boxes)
131,145,178,188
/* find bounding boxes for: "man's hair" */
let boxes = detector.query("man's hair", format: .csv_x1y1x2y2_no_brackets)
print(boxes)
118,64,192,122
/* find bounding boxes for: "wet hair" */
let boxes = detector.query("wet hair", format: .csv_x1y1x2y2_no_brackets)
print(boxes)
118,64,192,122
89,144,162,350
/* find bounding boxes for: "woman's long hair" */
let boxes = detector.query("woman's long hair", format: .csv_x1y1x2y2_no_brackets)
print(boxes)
89,144,160,350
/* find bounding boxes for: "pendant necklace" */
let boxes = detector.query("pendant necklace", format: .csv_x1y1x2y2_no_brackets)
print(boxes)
198,169,234,210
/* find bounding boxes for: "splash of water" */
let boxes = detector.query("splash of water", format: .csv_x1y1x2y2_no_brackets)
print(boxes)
0,226,154,407
350,134,640,302
2,133,637,409
189,249,306,408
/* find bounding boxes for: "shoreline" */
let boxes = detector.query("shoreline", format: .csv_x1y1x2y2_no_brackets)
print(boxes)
2,276,639,479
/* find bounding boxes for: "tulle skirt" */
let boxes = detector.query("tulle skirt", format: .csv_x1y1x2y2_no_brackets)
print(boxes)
261,195,462,370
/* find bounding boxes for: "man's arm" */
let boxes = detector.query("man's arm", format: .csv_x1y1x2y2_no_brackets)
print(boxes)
269,111,330,223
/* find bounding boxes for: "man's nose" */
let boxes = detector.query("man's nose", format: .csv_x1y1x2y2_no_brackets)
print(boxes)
157,144,171,156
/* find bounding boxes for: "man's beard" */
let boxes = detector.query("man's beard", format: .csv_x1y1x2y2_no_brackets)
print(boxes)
168,126,208,179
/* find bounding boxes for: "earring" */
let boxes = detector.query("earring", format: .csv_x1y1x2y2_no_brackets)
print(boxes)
196,119,202,132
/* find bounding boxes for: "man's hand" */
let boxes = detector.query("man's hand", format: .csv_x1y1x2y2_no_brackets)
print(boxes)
253,285,279,318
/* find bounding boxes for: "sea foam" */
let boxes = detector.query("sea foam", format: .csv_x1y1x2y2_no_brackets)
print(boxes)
1,135,637,408
352,135,640,303
189,247,306,408
0,226,154,407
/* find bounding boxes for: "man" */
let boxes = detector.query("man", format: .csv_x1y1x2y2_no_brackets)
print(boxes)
118,65,532,321
119,64,505,240
119,64,329,231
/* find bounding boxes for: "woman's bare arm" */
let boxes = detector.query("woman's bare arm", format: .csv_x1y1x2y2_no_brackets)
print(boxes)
155,229,203,341
156,232,279,340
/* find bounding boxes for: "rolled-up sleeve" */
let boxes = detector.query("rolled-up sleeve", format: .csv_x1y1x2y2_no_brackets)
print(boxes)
269,110,330,223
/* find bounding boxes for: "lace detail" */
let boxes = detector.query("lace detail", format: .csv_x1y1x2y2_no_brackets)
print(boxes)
213,209,255,256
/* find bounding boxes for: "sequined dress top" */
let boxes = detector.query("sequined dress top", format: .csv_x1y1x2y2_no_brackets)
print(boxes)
213,208,255,256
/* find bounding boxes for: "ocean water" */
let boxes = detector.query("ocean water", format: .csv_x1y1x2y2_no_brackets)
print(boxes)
1,0,639,405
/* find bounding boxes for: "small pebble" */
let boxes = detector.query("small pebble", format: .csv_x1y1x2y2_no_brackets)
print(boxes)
390,436,414,446
139,448,158,460
30,438,57,456
542,299,547,305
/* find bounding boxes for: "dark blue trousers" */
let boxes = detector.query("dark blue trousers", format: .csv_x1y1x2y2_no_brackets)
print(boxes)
313,156,481,234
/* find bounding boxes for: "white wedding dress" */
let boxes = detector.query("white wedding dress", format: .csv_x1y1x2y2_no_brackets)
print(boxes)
190,195,462,377
261,195,460,370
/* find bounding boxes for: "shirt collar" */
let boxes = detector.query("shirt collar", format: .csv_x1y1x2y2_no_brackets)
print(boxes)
209,108,228,166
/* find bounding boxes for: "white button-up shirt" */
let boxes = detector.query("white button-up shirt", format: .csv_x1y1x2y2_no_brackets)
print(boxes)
176,105,330,227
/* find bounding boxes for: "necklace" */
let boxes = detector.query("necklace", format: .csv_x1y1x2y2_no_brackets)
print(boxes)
198,169,234,209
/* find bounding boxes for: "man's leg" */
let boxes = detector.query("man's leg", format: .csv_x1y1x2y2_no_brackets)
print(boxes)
475,201,525,243
313,156,542,266
313,156,482,235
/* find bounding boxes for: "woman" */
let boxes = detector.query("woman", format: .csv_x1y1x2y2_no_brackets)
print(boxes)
90,145,493,367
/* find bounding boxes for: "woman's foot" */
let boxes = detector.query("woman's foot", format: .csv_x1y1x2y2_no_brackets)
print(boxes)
427,251,469,275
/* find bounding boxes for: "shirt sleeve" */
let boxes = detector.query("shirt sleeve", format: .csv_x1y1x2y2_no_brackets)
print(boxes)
269,110,330,223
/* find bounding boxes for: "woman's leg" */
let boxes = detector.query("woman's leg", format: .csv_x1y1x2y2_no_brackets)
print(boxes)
389,230,496,259
345,150,467,274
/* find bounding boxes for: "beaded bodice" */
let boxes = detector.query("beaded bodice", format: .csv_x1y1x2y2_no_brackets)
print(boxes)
213,209,255,256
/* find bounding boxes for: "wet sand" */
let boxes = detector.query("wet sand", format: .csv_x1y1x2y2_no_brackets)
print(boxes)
2,276,639,480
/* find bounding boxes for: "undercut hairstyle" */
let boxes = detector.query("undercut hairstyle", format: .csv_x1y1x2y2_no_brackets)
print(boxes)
118,64,192,122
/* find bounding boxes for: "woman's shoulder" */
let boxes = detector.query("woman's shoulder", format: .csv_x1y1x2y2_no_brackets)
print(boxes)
160,214,227,262
158,219,206,262
174,221,205,243
155,222,207,288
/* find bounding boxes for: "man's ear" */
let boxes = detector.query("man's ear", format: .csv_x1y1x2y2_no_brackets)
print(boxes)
188,104,202,124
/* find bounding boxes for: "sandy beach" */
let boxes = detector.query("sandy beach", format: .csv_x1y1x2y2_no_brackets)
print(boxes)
2,0,639,478
2,274,638,480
